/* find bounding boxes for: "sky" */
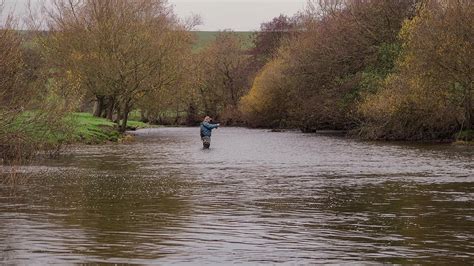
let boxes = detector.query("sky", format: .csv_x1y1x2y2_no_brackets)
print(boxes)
3,0,307,31
169,0,306,31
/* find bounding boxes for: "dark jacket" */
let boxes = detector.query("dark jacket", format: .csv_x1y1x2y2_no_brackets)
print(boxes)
200,122,219,137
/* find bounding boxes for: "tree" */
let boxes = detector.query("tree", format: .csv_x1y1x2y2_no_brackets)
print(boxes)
359,0,474,140
1,1,71,163
0,3,29,156
250,14,298,70
240,56,293,128
192,31,250,123
240,0,418,130
42,0,192,132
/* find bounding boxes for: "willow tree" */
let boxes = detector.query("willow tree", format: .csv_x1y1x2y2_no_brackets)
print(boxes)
42,0,191,131
135,30,195,125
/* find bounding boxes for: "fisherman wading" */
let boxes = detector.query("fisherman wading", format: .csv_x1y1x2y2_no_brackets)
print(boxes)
200,116,219,149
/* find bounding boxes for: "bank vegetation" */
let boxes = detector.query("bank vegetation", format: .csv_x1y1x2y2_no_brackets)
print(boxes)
1,0,473,164
241,0,473,141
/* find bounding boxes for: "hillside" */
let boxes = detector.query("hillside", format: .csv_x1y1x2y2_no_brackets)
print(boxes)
16,30,255,51
192,31,255,51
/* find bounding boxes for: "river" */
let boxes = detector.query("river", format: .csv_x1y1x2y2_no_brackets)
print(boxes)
1,127,473,264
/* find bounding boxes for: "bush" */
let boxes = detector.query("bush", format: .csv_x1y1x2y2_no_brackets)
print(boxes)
240,58,292,128
358,1,474,140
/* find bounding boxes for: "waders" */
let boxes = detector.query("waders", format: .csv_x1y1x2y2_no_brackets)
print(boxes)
202,136,211,149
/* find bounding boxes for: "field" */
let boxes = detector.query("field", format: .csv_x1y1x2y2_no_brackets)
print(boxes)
192,31,255,51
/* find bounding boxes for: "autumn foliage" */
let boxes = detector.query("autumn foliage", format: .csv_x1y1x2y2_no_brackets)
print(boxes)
359,0,474,140
1,0,473,162
41,0,194,131
240,57,292,128
240,0,473,140
1,2,71,163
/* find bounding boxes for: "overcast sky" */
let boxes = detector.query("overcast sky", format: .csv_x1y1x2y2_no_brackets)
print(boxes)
170,0,306,31
3,0,306,31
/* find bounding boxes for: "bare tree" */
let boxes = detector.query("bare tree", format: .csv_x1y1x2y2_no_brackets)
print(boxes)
192,31,250,122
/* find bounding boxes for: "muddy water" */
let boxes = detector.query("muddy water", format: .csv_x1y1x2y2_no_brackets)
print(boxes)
1,127,473,264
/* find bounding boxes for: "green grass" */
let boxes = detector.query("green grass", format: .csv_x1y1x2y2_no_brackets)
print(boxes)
193,31,255,51
15,112,153,145
69,112,153,144
10,111,70,146
126,119,152,129
19,30,254,54
456,129,474,142
128,110,142,121
70,113,119,144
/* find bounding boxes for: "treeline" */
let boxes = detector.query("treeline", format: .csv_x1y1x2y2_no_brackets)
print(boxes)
1,0,473,164
177,15,298,126
240,0,473,141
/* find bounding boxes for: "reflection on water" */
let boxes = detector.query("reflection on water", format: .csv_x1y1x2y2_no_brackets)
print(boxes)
1,127,473,264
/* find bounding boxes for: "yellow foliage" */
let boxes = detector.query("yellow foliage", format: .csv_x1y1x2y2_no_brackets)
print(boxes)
359,0,474,140
240,58,290,127
71,51,84,61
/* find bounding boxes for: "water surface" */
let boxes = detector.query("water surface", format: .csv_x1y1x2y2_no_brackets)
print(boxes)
1,127,473,264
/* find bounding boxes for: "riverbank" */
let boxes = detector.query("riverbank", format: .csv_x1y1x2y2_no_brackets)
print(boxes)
455,130,474,142
68,116,474,145
70,113,153,144
1,111,153,164
265,127,474,145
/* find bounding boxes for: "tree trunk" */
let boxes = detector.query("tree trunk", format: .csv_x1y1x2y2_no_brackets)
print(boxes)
106,96,115,121
93,96,104,117
140,110,148,123
101,108,107,118
466,82,472,130
120,100,131,133
175,102,180,125
114,106,121,124
186,102,197,126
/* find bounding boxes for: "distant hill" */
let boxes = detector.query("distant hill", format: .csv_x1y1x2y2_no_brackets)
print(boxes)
15,30,256,52
192,31,255,51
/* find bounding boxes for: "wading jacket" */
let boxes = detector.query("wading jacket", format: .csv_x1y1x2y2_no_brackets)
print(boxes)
200,122,219,137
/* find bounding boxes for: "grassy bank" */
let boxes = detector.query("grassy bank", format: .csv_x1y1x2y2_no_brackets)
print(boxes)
70,113,152,144
1,112,153,164
455,130,474,144
17,112,153,145
70,113,119,144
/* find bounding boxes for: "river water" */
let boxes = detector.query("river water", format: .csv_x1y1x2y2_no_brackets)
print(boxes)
1,127,473,264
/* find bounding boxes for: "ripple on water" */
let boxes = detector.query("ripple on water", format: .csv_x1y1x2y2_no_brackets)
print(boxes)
1,127,473,264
